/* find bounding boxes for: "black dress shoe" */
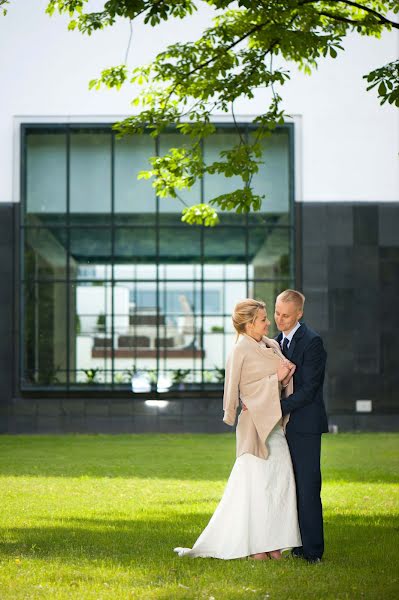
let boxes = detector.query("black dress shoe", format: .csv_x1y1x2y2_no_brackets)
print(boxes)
291,548,304,559
305,557,322,564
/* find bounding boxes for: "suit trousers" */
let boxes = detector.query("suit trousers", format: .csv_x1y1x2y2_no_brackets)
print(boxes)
285,427,324,560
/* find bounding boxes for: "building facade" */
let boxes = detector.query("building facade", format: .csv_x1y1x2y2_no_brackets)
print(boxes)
0,2,398,432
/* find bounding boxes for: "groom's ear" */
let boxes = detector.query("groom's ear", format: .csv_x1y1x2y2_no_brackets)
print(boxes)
298,309,303,321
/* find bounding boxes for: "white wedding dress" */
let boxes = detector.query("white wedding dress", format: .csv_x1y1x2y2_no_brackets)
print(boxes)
174,424,301,560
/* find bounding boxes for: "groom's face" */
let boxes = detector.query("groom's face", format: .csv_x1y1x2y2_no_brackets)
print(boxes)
274,300,303,334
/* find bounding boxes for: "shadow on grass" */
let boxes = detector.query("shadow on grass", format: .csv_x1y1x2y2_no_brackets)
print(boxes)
1,513,398,570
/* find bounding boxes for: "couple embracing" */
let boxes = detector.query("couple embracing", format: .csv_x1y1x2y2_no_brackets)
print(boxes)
175,289,328,563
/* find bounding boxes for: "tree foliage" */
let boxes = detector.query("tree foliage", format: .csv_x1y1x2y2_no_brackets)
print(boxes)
4,1,399,224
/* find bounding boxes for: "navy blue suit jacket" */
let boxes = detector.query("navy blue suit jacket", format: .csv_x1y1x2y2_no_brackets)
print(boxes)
276,323,328,434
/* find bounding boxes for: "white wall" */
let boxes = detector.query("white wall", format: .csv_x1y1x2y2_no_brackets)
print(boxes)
0,0,398,204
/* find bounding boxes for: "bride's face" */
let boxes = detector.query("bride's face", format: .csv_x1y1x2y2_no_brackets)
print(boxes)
246,308,270,340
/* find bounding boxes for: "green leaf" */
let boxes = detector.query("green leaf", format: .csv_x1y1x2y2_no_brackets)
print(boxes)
378,81,387,96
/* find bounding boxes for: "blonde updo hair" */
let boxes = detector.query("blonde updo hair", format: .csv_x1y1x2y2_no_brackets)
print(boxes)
232,299,266,339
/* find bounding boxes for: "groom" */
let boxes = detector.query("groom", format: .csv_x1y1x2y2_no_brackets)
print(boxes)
274,289,328,563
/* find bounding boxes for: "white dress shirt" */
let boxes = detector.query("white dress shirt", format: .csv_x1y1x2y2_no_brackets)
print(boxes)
281,322,302,349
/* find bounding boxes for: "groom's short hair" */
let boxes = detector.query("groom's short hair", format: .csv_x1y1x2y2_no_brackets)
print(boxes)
277,289,305,311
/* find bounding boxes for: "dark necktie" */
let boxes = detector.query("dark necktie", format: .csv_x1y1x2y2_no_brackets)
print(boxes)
282,337,289,357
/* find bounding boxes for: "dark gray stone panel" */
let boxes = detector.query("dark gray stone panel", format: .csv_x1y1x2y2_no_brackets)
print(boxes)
85,399,110,417
379,204,399,246
328,288,354,330
62,399,86,417
353,246,379,290
36,417,63,434
302,290,328,332
326,203,353,246
353,205,378,246
62,416,87,433
302,243,328,287
327,247,354,289
302,203,328,246
329,414,399,432
13,398,38,416
85,417,113,433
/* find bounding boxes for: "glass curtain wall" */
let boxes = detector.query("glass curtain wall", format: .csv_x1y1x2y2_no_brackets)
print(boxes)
21,124,295,392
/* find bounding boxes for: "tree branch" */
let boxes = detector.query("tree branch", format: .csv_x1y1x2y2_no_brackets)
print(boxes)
298,0,399,29
185,19,272,79
316,10,364,26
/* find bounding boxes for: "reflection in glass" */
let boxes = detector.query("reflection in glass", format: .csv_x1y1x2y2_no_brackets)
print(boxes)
114,264,157,281
73,281,114,384
203,264,246,280
22,125,294,390
24,228,67,280
70,228,112,263
250,129,290,216
26,132,67,214
204,226,246,265
159,133,201,211
249,226,291,279
159,227,201,263
115,228,156,263
23,282,68,385
114,135,156,214
203,130,243,204
70,131,111,213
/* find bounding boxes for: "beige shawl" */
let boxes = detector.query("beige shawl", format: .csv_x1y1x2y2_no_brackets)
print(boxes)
223,334,293,460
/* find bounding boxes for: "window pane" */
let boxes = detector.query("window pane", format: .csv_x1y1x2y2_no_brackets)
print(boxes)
113,264,156,281
248,226,291,280
204,227,246,264
70,228,112,263
159,133,201,212
250,129,290,215
115,227,156,264
21,125,295,391
24,228,67,280
223,282,247,313
203,130,243,204
74,282,113,384
159,227,201,263
23,282,68,385
70,131,111,213
26,131,66,214
249,279,291,335
159,264,201,281
203,263,246,280
114,135,156,215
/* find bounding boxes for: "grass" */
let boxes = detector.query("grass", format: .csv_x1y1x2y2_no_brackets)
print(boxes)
0,433,398,599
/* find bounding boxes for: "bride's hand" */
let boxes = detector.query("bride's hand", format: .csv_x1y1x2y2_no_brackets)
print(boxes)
277,362,290,382
281,362,296,387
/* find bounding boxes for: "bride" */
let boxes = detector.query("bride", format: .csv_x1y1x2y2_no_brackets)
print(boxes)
174,299,301,560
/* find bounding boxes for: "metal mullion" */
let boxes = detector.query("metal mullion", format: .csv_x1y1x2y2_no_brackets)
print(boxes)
288,123,297,288
66,126,71,391
111,131,115,389
200,138,205,387
222,264,226,372
155,135,160,383
161,274,167,373
19,126,27,386
245,125,250,297
22,276,293,285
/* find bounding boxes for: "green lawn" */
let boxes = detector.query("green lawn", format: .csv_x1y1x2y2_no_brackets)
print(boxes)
0,433,398,599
